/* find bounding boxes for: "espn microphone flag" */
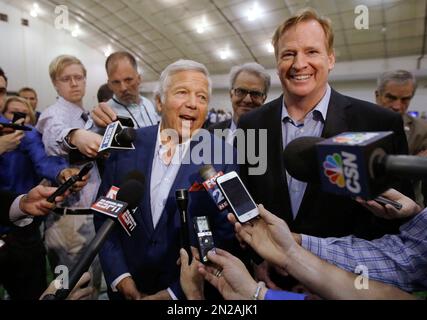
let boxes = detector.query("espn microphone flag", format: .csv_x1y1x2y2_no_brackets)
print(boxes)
91,196,136,236
316,131,393,199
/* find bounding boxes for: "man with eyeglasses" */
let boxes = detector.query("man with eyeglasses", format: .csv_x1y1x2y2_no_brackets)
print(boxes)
91,51,159,130
209,62,270,145
36,55,103,299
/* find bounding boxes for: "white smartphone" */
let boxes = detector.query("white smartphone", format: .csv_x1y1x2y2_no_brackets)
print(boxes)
216,171,259,223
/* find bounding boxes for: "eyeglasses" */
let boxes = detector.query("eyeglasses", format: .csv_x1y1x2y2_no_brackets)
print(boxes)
232,88,265,100
57,75,86,84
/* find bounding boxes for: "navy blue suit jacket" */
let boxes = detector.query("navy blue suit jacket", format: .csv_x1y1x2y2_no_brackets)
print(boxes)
95,125,239,298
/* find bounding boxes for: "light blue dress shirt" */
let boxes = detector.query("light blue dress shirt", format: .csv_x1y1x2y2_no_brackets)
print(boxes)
281,85,331,218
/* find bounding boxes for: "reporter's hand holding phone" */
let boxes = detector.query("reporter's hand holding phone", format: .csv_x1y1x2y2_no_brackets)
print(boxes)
356,188,422,220
198,248,266,300
0,129,24,155
58,167,91,192
228,204,298,269
216,171,259,223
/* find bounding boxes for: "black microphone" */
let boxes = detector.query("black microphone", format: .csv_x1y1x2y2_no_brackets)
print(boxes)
47,162,94,203
45,175,145,300
98,122,136,154
176,189,191,259
114,127,136,146
282,134,417,208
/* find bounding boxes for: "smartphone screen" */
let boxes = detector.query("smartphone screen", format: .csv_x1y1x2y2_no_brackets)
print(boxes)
218,177,256,217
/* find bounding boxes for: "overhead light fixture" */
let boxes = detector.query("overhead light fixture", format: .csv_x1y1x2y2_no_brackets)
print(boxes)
267,43,274,53
196,16,207,34
247,3,261,21
71,25,80,37
30,3,40,18
219,49,231,60
104,46,113,57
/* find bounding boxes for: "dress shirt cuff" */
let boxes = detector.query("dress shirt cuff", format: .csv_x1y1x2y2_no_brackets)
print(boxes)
301,234,326,258
61,128,79,150
9,195,34,227
111,273,132,292
167,287,178,300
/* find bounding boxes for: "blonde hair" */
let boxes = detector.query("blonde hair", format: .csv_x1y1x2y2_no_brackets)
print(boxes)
49,55,87,82
3,96,36,125
272,8,334,58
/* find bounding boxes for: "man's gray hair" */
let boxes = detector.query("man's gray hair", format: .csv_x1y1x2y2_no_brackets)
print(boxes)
154,59,212,103
377,70,417,95
229,62,271,95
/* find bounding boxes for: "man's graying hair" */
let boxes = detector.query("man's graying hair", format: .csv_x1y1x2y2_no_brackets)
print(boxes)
377,70,417,95
154,59,212,103
229,62,271,95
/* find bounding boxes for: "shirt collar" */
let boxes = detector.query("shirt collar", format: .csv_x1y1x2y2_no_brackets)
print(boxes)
281,84,331,124
230,119,237,131
155,122,192,165
57,96,86,118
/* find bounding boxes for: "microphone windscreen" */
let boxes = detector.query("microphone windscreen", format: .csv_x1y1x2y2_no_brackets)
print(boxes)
283,136,324,183
117,178,145,210
123,170,145,185
116,128,136,145
199,164,217,181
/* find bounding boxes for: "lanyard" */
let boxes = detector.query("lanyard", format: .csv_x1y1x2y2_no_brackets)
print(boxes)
112,97,156,128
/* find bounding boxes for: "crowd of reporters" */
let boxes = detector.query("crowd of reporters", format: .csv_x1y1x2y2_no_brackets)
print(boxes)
0,7,426,301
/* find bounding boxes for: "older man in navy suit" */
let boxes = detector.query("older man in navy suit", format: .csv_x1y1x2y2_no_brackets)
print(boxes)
95,59,239,300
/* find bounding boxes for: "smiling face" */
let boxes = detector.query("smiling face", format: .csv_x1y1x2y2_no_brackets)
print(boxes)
156,70,209,141
277,19,335,107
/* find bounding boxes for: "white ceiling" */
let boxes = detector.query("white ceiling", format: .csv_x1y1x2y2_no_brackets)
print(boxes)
4,0,427,81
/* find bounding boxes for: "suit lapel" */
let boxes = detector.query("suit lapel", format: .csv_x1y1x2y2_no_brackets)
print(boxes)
136,125,158,236
269,96,294,221
295,89,351,222
321,89,350,138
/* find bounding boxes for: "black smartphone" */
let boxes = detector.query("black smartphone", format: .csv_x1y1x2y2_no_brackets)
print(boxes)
12,112,27,124
116,115,134,128
0,122,32,131
193,216,215,264
375,196,403,210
